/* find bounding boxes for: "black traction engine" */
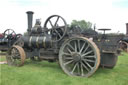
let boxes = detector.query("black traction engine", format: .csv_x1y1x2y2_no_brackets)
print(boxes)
6,11,121,77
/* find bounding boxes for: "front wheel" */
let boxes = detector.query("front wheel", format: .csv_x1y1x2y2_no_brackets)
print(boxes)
6,45,26,66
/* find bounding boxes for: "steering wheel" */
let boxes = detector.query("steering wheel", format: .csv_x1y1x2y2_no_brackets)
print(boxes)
98,28,111,34
44,15,67,42
4,29,16,39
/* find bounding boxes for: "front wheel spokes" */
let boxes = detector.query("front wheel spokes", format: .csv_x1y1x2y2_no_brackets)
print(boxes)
14,59,21,65
6,45,26,66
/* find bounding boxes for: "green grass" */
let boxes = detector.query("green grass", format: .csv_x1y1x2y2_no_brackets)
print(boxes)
0,52,128,85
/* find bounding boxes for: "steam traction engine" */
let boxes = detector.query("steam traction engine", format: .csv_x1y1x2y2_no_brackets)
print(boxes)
6,11,120,77
0,29,22,52
119,23,128,52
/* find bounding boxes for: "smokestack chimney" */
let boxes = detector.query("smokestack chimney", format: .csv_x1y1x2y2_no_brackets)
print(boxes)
26,11,34,34
126,23,128,35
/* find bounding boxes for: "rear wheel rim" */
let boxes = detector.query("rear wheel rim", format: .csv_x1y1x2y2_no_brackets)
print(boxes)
59,37,100,77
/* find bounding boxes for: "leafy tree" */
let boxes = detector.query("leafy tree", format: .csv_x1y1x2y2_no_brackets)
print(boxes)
71,20,92,31
24,32,28,36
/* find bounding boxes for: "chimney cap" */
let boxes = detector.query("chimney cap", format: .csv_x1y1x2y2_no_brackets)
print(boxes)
26,11,34,14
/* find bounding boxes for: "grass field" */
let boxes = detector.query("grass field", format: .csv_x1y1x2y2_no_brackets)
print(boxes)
0,52,128,85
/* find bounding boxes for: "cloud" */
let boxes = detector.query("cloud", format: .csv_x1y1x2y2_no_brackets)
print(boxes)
112,0,128,8
0,0,127,34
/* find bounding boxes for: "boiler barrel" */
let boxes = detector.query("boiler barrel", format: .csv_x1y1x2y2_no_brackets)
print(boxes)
23,35,52,48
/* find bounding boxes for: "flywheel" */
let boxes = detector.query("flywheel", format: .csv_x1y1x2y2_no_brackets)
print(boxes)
44,15,67,42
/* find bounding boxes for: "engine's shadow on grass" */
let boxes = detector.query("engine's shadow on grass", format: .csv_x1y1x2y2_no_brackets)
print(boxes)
23,59,115,77
24,59,61,70
92,67,117,78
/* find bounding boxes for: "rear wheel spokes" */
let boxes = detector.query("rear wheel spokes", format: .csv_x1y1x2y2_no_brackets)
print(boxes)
77,62,80,75
67,47,72,54
83,59,95,63
67,43,74,51
71,39,88,53
59,37,100,77
62,52,71,56
77,40,81,51
64,60,74,66
67,39,94,71
74,41,77,52
82,44,89,53
84,55,96,58
70,62,91,76
83,59,93,70
79,43,86,54
80,62,84,76
65,57,73,60
81,62,90,72
82,50,93,57
71,62,78,74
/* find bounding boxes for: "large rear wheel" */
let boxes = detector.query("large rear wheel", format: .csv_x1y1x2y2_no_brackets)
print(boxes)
59,37,100,77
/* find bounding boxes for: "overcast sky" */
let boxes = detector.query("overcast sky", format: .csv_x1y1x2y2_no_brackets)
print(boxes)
0,0,128,34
